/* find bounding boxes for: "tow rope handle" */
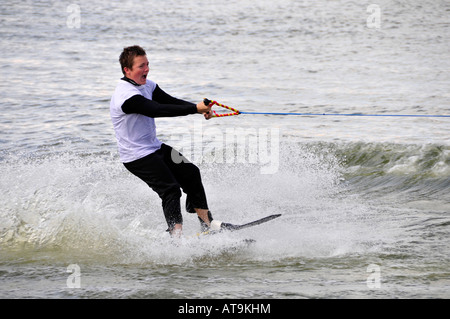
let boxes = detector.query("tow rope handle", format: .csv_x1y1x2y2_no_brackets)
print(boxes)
204,98,240,117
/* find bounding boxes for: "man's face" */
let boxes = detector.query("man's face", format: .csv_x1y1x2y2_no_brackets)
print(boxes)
124,55,149,85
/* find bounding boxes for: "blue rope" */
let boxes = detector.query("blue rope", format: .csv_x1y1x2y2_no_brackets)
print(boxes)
238,111,450,118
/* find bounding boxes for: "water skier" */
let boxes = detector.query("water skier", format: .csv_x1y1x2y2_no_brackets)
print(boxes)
110,45,229,236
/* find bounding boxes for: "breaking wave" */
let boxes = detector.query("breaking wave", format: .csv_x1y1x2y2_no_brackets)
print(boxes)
0,141,448,264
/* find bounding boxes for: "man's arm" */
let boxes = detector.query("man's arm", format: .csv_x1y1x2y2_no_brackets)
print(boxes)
121,92,197,118
152,85,194,106
122,85,212,119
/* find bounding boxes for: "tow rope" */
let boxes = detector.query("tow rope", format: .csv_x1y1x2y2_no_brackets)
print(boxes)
203,98,450,118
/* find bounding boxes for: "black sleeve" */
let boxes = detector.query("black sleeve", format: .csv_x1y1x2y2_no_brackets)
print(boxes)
152,84,195,106
121,94,198,118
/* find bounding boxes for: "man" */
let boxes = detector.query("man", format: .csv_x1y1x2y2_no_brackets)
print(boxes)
110,45,229,236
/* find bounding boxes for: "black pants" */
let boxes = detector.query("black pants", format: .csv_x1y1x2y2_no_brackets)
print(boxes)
123,144,208,230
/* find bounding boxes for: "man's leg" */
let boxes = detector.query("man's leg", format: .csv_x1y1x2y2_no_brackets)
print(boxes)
195,208,211,226
123,149,184,234
161,144,214,229
171,223,183,237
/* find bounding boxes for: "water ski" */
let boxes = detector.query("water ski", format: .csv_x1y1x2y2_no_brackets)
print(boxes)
197,214,282,237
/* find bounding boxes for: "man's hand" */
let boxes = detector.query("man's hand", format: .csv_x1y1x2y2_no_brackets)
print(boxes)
196,100,213,120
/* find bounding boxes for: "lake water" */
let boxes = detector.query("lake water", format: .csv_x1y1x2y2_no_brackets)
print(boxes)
0,0,449,299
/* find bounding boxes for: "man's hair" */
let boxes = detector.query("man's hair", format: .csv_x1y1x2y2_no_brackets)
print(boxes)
119,45,146,75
